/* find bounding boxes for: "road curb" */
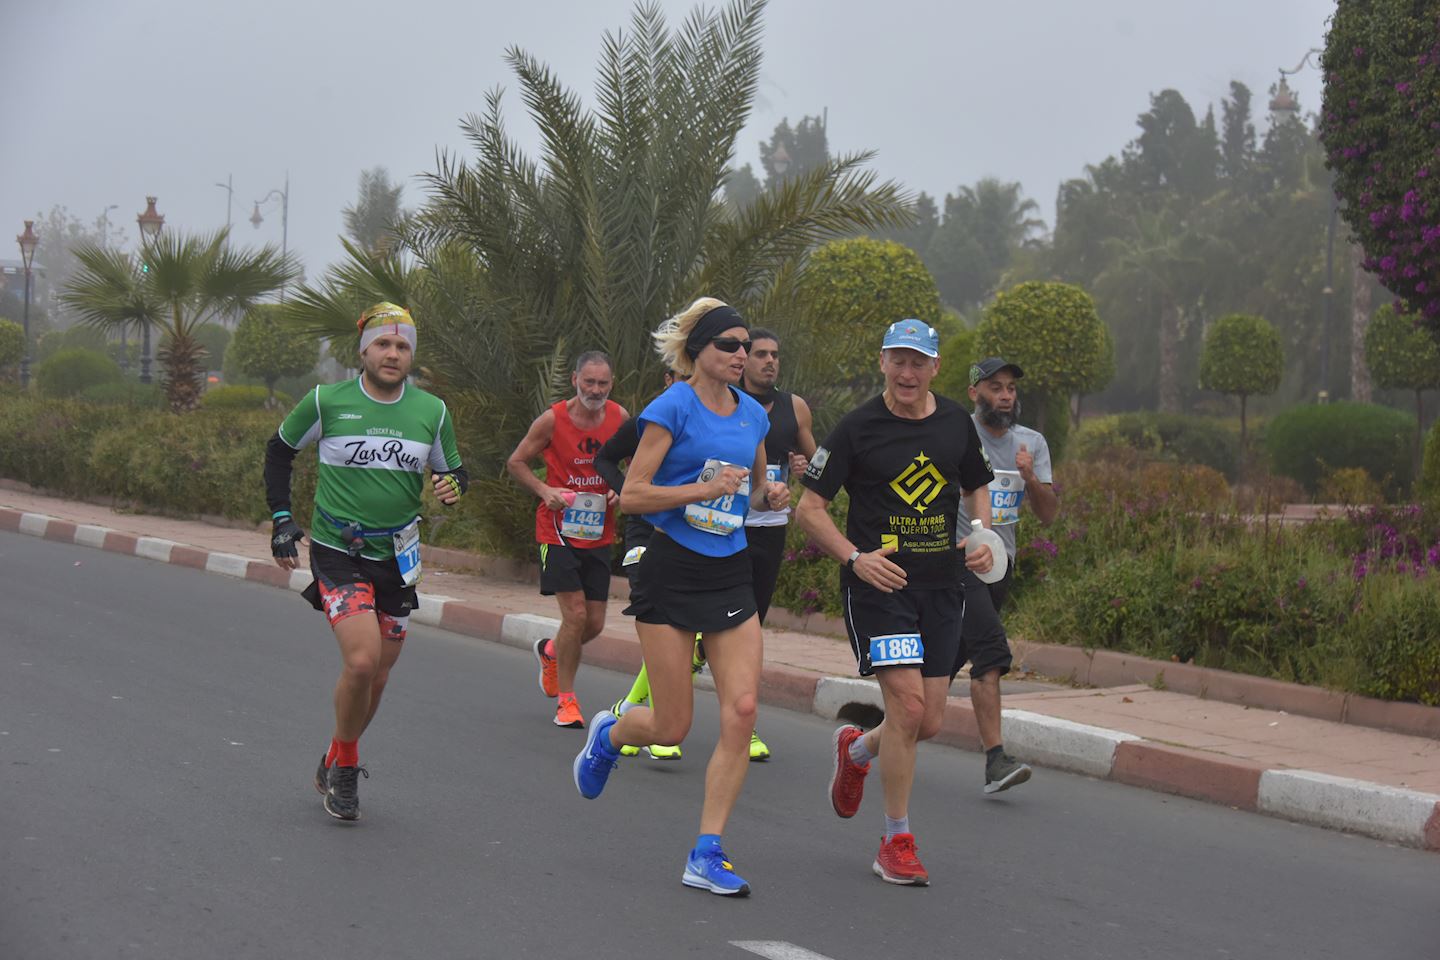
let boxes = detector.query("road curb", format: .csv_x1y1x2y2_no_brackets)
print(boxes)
6,504,1437,852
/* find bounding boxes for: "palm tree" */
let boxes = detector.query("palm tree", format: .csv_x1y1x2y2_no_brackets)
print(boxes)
1096,205,1210,413
62,230,295,411
285,0,911,551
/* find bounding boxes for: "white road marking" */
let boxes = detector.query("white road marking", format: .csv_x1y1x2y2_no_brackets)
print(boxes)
731,942,841,960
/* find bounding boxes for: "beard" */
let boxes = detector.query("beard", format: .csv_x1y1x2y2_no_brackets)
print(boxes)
579,394,608,412
976,395,1020,431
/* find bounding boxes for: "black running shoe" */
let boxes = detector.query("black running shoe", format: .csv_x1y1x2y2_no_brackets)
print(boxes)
314,754,328,794
324,764,369,821
984,751,1032,795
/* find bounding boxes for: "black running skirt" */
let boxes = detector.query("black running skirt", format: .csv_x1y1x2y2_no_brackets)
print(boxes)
623,530,756,633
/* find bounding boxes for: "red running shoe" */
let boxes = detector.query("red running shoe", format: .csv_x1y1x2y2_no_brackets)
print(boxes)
829,724,870,818
534,637,558,698
873,833,929,886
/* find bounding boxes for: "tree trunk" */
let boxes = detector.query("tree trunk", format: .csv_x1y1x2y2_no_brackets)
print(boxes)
1239,393,1249,452
1158,300,1181,414
1350,251,1373,403
1071,392,1083,429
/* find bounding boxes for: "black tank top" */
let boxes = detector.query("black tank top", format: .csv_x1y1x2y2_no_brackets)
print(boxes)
743,388,799,471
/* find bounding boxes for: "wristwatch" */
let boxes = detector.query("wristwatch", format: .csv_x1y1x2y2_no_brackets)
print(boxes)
846,549,861,571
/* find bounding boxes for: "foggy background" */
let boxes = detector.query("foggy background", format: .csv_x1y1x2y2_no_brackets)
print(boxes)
2,0,1332,276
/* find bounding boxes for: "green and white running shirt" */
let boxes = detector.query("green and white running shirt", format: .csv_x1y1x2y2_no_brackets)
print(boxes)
278,378,462,559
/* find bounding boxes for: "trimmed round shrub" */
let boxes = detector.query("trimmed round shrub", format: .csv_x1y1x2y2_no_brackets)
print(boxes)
1265,402,1415,497
201,385,291,410
35,348,122,399
79,381,164,408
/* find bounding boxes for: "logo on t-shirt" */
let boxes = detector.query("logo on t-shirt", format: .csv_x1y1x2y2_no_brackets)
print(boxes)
578,437,602,456
804,446,830,481
890,451,945,514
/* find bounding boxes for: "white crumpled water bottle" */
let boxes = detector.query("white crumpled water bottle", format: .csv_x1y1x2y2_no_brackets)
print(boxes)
965,518,1008,585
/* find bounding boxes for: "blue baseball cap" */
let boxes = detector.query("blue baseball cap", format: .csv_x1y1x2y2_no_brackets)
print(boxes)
880,319,940,358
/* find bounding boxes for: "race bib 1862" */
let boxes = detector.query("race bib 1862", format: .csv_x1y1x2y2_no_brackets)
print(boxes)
868,633,925,668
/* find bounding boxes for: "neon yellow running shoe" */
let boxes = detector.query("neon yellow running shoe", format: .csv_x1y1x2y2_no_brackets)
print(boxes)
748,730,771,761
691,638,707,674
646,743,682,760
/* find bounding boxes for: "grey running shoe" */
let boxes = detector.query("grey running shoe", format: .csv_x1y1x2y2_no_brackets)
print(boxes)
323,764,369,820
314,755,328,794
984,752,1032,795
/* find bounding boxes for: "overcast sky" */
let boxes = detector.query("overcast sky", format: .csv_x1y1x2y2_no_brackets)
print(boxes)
2,0,1333,278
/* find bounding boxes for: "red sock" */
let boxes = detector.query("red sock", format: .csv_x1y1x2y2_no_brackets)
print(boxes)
559,690,575,700
327,738,359,768
543,638,556,658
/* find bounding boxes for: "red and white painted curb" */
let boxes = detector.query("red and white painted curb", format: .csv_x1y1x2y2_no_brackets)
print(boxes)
7,505,1438,851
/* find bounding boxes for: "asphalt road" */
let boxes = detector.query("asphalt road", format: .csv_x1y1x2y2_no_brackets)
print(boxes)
2,530,1436,960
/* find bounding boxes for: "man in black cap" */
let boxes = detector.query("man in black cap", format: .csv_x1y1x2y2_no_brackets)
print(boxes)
956,357,1058,794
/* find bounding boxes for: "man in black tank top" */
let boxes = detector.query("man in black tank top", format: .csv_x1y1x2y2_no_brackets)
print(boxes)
740,328,818,629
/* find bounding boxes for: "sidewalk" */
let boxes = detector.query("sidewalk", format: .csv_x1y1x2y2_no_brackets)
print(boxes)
3,484,1437,851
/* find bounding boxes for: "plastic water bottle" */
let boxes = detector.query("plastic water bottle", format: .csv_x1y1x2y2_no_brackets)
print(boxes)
965,518,1008,585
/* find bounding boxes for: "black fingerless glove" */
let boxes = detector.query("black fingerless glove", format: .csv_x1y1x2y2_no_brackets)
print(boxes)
271,513,305,560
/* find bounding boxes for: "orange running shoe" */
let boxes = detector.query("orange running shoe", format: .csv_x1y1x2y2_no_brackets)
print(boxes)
534,637,558,698
555,693,585,728
829,725,870,818
873,833,929,886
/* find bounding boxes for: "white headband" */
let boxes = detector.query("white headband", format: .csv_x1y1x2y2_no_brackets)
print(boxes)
359,322,417,355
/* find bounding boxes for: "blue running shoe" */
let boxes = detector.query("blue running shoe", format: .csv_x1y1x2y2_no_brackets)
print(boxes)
573,710,620,799
682,847,751,896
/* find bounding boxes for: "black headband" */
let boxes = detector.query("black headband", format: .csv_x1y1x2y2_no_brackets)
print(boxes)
685,305,748,359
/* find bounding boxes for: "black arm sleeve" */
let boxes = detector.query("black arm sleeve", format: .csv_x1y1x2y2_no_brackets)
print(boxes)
594,417,639,494
264,433,299,516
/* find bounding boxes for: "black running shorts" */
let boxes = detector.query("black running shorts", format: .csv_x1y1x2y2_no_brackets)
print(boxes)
623,531,756,634
842,583,963,679
539,541,612,601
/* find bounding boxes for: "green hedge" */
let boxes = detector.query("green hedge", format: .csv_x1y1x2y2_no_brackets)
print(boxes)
78,381,164,408
201,385,292,410
4,394,1438,704
1073,412,1239,479
1265,402,1415,497
1422,417,1440,505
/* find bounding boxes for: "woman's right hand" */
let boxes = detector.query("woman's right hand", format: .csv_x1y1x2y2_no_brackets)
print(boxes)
702,465,749,501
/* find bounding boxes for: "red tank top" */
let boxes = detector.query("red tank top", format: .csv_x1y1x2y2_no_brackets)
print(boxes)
534,399,624,547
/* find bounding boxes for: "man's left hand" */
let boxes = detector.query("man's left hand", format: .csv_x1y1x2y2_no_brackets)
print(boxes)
433,472,462,505
1016,443,1035,482
960,539,994,575
787,450,809,478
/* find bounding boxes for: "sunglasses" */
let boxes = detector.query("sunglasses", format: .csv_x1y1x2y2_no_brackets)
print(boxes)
710,337,752,354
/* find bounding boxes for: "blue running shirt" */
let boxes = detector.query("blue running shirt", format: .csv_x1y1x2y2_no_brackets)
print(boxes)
639,383,769,557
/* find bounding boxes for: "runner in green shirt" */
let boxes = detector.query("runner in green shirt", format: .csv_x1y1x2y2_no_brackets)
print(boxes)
264,302,467,822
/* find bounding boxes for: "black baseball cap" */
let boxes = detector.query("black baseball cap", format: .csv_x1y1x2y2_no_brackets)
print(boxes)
968,356,1024,386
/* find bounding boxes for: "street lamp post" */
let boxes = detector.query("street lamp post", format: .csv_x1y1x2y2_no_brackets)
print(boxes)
16,220,38,388
250,171,289,299
98,203,130,373
216,173,234,230
136,196,165,385
1269,48,1334,401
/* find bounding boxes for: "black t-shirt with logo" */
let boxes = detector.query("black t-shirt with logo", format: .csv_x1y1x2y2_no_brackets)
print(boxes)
801,393,993,590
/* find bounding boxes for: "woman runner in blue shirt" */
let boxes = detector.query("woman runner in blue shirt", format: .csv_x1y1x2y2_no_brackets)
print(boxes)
571,297,787,897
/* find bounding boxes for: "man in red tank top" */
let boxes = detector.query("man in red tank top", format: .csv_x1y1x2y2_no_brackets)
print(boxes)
507,352,628,728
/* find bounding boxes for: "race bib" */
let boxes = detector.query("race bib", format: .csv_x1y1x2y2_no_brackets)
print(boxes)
622,545,647,567
765,463,784,484
685,459,750,535
988,469,1025,526
393,518,422,586
561,492,608,541
868,633,925,668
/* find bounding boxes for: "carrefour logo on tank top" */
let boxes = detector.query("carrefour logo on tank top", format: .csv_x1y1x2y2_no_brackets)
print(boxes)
318,429,431,474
